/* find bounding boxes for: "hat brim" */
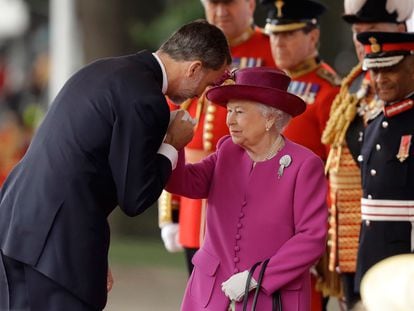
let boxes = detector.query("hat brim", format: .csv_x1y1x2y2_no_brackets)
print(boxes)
342,14,399,24
206,85,306,117
362,55,405,70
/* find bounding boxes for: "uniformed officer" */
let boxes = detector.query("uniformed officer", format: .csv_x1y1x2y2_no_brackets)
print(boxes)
158,0,276,275
355,31,414,295
321,1,412,309
260,1,340,309
261,0,340,163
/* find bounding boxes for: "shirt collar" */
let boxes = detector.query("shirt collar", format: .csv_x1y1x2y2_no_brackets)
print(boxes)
152,52,168,94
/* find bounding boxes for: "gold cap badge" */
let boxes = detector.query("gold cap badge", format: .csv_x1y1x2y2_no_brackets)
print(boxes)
369,37,381,53
275,0,285,18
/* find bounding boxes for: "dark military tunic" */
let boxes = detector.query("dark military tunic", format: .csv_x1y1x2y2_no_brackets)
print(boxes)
355,93,414,291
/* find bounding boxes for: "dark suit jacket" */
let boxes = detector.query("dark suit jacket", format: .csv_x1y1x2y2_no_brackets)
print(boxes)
0,50,172,309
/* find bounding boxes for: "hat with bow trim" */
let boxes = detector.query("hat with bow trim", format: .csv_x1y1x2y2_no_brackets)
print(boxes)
206,67,306,117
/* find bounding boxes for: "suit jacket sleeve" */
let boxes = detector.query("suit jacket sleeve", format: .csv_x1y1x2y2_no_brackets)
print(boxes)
166,149,217,199
109,94,171,216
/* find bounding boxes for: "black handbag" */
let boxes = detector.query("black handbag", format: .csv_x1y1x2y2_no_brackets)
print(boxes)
242,259,282,311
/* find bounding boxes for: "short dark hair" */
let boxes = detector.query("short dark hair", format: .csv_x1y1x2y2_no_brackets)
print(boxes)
159,19,232,70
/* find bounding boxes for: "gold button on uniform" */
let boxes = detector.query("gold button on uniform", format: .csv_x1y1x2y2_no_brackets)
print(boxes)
206,114,215,122
207,105,216,113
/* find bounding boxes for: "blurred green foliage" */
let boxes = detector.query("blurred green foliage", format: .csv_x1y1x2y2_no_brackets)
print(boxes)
129,0,204,50
109,237,185,268
109,203,160,238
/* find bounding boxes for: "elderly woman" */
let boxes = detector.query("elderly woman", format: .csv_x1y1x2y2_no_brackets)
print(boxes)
166,67,327,311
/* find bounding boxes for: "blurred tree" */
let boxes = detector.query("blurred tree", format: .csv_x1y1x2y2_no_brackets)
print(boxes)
77,0,164,63
129,0,203,50
318,0,357,76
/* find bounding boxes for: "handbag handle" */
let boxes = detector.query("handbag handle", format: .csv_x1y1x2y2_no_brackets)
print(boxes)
242,261,261,311
243,259,282,311
251,259,270,309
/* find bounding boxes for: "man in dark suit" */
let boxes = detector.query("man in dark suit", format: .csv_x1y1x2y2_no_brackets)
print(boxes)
0,19,231,311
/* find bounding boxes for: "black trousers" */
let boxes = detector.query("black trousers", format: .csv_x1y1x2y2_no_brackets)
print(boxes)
341,273,360,310
0,251,96,311
184,247,198,276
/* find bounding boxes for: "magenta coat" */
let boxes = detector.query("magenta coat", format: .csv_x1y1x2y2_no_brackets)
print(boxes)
166,136,328,311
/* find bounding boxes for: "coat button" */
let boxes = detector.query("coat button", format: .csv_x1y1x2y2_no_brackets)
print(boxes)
206,114,215,122
234,246,240,251
235,234,241,240
207,104,216,113
234,268,239,273
370,169,377,176
357,155,364,162
237,223,242,228
239,212,245,218
358,131,363,142
203,132,213,140
382,121,389,128
376,144,381,151
233,257,240,263
203,141,212,151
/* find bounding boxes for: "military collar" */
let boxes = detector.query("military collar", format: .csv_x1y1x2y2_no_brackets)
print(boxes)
383,92,414,118
286,57,320,79
228,26,255,47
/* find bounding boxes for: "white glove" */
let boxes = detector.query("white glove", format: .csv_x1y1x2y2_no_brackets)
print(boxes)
169,110,197,126
161,223,183,253
221,270,258,302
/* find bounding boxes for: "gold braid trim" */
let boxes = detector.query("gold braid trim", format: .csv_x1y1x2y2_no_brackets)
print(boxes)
322,63,363,174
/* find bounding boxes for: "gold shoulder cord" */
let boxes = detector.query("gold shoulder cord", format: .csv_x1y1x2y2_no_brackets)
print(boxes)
322,63,363,174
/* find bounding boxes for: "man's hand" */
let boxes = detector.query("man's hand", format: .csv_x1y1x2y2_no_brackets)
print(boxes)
221,270,257,302
161,223,183,252
164,110,195,150
107,268,114,292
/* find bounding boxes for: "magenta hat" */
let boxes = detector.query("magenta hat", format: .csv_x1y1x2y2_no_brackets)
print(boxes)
206,67,306,117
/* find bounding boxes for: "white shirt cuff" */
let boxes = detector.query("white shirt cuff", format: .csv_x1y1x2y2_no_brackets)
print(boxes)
158,143,178,170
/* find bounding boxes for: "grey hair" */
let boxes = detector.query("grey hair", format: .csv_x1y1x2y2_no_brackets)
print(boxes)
257,103,292,132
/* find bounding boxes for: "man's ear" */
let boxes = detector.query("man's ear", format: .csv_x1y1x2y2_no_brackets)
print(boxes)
187,61,203,78
309,28,320,48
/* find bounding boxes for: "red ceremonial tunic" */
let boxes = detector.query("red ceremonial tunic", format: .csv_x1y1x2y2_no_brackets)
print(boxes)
283,58,340,162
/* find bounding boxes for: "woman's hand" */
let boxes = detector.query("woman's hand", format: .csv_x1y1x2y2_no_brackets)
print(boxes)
221,270,257,302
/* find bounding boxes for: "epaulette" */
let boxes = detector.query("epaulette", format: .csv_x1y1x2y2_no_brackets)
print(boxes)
317,67,342,86
257,27,266,35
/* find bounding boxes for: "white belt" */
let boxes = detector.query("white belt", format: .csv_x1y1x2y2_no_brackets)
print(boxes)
361,198,414,221
361,198,414,250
